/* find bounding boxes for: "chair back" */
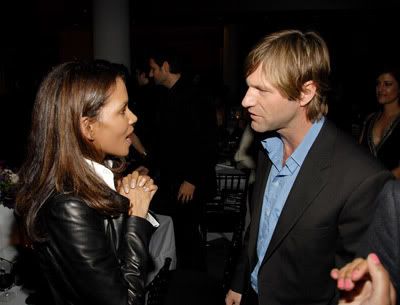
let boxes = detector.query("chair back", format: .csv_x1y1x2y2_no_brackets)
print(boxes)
203,170,249,234
201,169,249,293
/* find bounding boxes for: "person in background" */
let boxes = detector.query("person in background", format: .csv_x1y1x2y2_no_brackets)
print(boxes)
148,50,217,270
16,60,158,305
225,29,391,305
130,63,165,170
359,66,400,179
234,121,258,217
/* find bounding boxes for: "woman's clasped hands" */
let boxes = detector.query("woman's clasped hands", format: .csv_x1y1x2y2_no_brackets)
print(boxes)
118,170,158,218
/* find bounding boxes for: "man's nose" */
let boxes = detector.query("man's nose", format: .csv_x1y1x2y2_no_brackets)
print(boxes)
242,90,253,107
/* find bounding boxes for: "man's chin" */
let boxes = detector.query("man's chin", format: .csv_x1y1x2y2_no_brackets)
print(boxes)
250,121,266,133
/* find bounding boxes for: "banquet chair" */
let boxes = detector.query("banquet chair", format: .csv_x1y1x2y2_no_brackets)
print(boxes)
201,170,249,291
201,170,249,237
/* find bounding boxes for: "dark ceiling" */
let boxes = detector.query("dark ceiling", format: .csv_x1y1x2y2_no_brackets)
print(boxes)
2,0,399,32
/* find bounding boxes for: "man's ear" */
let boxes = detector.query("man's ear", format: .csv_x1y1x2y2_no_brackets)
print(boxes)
299,81,317,107
80,116,96,141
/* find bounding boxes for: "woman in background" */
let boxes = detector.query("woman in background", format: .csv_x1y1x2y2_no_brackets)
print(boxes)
360,66,400,178
16,60,158,305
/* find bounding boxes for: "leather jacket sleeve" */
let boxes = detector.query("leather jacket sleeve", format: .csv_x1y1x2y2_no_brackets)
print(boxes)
41,194,154,305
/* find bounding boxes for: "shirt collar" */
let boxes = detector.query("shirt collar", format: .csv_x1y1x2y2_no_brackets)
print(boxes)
85,159,115,191
262,117,325,172
291,116,325,166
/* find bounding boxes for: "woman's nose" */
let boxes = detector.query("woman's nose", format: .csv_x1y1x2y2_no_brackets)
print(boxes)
376,82,384,92
127,108,137,125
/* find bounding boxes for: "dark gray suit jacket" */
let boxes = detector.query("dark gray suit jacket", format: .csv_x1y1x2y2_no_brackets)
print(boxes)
358,179,400,301
231,120,392,305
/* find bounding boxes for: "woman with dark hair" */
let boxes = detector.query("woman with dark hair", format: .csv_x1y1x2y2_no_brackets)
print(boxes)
360,66,400,178
15,60,158,305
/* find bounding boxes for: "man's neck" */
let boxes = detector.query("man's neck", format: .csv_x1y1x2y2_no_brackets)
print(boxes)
279,117,314,164
164,73,181,89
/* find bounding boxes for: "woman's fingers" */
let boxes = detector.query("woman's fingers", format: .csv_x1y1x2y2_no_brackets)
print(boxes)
341,259,366,290
331,258,366,291
122,175,131,194
130,171,139,188
120,173,158,217
121,171,151,192
366,253,396,305
143,179,156,192
138,175,149,188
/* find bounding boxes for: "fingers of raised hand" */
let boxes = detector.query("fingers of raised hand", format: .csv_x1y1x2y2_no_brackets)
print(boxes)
177,191,190,203
333,258,367,291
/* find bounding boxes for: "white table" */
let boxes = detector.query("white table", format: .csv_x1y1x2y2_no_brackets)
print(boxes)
0,285,30,305
147,213,177,284
0,206,17,261
0,206,28,304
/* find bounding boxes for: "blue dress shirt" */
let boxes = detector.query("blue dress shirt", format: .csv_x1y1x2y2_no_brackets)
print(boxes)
250,117,325,292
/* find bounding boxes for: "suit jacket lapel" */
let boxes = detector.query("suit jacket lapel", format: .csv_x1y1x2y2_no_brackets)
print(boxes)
262,121,335,263
248,148,271,263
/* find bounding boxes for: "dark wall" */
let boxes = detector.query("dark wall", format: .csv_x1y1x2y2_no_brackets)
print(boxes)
1,0,399,166
232,9,400,130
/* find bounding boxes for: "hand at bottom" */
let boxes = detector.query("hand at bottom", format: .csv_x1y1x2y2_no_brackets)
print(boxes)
331,253,396,305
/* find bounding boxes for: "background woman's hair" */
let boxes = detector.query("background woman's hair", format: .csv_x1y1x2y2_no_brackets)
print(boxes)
16,60,128,242
376,64,400,84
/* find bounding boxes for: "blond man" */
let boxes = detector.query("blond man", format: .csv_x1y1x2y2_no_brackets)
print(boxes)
226,29,392,305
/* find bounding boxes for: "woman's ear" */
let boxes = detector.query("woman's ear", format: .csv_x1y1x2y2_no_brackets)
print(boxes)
80,116,95,141
299,81,317,107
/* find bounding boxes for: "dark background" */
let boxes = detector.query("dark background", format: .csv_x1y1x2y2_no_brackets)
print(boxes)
1,0,399,167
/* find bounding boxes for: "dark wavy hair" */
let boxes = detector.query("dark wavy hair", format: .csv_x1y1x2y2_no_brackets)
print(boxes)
16,60,128,242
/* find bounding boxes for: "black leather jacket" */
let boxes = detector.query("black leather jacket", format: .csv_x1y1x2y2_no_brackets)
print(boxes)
35,191,155,305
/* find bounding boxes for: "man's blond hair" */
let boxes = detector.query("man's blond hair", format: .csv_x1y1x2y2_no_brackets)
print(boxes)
246,29,330,122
